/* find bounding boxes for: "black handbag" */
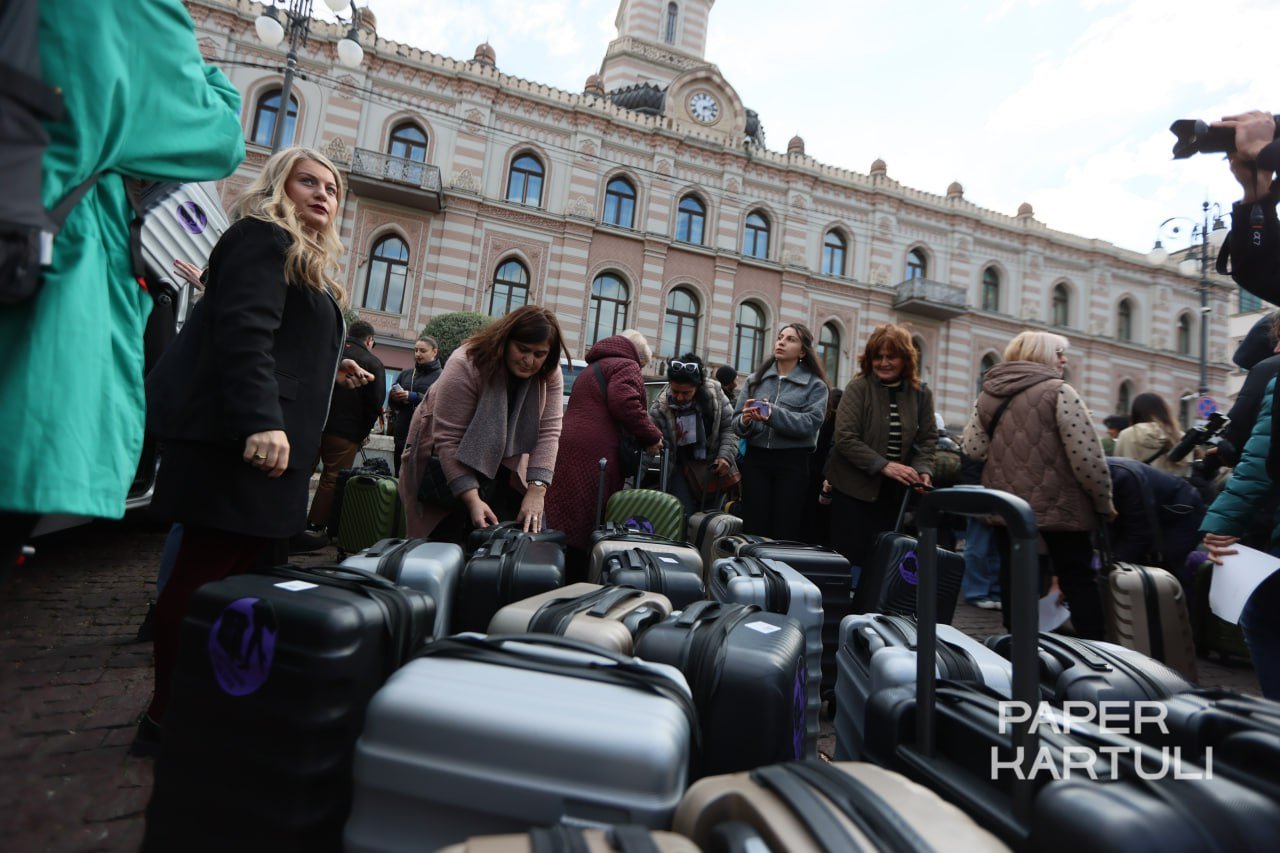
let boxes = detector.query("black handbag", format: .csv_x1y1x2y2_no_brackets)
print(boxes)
591,362,643,472
417,456,490,509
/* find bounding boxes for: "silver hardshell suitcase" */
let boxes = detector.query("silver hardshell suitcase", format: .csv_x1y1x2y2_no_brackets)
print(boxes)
341,537,463,639
834,612,1012,760
343,634,696,851
708,555,823,758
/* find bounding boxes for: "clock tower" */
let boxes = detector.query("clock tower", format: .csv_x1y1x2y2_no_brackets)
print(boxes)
599,0,716,91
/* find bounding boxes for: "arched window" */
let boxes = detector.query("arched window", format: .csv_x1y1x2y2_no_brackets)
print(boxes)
588,273,629,345
1117,381,1134,418
506,153,544,206
388,122,427,162
664,2,678,44
819,323,841,385
742,211,770,259
1052,283,1070,327
363,236,410,313
251,89,297,148
676,194,705,244
981,267,1000,312
978,353,998,394
906,249,927,281
1177,313,1193,355
603,177,636,228
733,302,767,373
662,287,700,359
489,259,530,317
822,230,847,277
1117,299,1133,342
913,335,929,386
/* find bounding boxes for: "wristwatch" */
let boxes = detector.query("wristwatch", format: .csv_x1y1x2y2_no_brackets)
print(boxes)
528,479,549,490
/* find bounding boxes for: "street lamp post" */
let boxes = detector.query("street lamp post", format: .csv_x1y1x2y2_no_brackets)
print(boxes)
255,0,366,154
1150,201,1228,400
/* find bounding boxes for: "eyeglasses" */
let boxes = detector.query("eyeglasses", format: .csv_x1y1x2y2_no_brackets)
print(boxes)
1055,348,1067,357
669,361,702,379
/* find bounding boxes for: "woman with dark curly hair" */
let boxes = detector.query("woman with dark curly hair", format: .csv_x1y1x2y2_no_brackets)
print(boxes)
400,305,566,543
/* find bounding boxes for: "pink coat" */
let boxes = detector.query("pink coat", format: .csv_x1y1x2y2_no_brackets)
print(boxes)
399,344,563,538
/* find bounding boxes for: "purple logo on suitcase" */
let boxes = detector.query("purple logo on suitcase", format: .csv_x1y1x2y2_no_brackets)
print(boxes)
897,550,919,586
791,662,807,759
208,597,277,697
625,517,655,535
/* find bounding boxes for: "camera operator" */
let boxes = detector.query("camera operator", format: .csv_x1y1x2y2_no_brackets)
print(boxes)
1215,111,1280,301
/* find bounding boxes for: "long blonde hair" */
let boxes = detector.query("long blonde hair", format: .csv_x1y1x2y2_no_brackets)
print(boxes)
229,147,347,305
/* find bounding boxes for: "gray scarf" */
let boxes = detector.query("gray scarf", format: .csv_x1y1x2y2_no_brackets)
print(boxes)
455,374,542,477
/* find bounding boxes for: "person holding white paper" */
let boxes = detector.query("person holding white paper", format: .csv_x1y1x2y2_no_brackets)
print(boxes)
1201,372,1280,700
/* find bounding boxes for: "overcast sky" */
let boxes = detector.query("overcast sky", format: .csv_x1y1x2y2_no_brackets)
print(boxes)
327,0,1275,253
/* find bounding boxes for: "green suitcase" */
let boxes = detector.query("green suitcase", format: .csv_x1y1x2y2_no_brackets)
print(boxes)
604,449,684,541
335,472,405,555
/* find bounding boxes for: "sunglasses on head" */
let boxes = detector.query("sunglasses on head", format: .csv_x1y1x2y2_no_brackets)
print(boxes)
669,360,702,378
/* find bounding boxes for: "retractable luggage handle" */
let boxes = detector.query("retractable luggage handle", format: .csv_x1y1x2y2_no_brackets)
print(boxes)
595,457,608,529
635,445,672,492
913,485,1039,824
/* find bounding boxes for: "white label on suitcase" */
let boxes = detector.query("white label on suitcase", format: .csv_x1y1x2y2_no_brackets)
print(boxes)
274,580,319,591
657,556,680,564
745,621,781,634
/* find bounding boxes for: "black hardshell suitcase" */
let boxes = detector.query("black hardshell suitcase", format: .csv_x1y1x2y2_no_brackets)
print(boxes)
465,520,567,558
144,564,434,852
634,601,808,778
454,535,565,633
983,631,1192,718
1130,688,1280,802
736,540,851,701
600,546,706,609
861,486,1280,852
850,490,964,623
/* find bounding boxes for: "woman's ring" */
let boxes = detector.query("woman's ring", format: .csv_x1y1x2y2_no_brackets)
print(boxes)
253,453,266,460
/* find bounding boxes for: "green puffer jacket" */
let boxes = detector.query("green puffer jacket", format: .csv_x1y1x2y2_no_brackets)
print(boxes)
1202,376,1280,546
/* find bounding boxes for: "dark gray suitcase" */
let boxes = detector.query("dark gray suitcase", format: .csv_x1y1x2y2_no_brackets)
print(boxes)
851,491,964,623
633,601,807,778
861,486,1280,852
455,535,564,633
834,612,1011,761
600,546,706,609
341,537,463,639
344,634,697,851
465,521,567,558
983,631,1192,722
687,510,743,581
708,554,824,758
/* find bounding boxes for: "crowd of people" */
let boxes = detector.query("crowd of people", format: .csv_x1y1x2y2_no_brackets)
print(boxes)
6,0,1278,751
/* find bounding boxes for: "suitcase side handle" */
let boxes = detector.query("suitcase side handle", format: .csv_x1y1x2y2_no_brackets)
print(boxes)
913,486,1039,824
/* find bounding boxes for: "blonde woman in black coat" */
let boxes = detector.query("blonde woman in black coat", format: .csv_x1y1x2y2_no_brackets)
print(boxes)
140,148,374,744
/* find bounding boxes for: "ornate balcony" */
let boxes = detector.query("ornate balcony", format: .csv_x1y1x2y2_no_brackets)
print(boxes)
347,148,444,212
893,277,968,320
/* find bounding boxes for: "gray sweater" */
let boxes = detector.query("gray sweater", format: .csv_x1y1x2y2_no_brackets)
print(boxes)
733,361,829,451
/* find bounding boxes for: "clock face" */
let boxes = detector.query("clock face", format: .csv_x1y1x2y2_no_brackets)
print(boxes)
689,91,719,124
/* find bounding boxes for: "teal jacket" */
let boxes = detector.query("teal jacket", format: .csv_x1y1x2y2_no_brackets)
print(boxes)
0,1,245,517
1202,376,1279,546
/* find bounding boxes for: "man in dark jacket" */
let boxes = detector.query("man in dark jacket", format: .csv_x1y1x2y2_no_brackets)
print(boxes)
388,336,442,474
302,321,385,537
1107,458,1205,574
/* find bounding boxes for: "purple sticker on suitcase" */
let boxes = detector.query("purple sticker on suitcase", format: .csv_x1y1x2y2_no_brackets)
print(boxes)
791,661,807,759
625,517,655,534
176,201,207,235
208,597,278,696
897,550,919,586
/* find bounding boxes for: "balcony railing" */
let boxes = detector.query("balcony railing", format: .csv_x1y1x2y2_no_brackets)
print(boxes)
347,148,444,211
893,277,968,319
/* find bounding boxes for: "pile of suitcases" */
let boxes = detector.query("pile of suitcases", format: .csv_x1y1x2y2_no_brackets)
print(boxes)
141,488,1280,852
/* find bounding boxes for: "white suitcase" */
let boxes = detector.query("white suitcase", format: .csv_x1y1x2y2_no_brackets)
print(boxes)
341,537,463,639
708,555,824,758
344,634,696,851
834,612,1012,760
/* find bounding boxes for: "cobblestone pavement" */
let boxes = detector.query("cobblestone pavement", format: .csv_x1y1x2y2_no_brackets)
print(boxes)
1,518,1262,851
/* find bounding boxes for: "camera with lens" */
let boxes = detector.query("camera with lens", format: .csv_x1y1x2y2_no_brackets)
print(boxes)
1170,114,1280,159
1169,411,1230,467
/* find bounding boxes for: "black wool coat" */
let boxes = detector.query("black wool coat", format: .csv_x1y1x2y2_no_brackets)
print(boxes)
146,217,343,538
